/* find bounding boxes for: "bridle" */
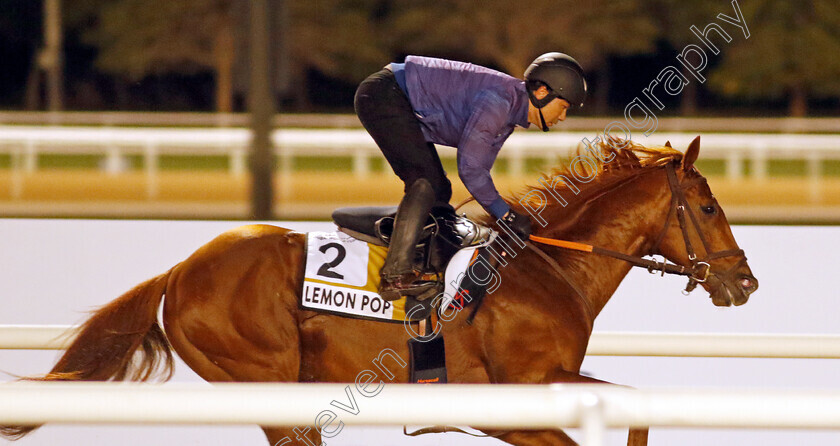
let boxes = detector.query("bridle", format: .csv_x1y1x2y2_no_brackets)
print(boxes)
651,162,747,292
529,162,748,294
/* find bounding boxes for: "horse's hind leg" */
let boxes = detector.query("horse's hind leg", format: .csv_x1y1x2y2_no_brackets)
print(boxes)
166,310,320,446
163,242,317,445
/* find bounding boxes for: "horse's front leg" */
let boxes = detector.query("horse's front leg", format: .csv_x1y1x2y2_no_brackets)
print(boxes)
478,369,648,446
551,369,649,446
480,424,647,446
484,429,579,446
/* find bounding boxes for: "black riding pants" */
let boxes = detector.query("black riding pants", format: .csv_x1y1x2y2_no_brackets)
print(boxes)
354,68,454,213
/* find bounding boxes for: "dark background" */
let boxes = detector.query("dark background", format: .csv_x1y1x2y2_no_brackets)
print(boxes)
2,0,838,116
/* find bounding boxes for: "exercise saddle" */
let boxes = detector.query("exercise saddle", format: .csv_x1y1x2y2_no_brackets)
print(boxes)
332,206,493,299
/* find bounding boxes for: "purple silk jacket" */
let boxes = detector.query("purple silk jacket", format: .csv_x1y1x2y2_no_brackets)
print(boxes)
399,56,531,218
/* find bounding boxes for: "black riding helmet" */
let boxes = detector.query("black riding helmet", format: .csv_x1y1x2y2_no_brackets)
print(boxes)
524,52,587,131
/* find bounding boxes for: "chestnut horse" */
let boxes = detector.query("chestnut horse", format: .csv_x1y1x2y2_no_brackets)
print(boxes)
2,137,758,446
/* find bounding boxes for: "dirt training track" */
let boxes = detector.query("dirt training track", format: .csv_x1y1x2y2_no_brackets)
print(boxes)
0,170,839,222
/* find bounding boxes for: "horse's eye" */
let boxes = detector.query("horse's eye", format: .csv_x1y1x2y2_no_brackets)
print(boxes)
701,205,717,215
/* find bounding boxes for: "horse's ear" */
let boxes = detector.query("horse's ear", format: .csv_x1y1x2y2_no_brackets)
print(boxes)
665,140,672,148
682,136,701,171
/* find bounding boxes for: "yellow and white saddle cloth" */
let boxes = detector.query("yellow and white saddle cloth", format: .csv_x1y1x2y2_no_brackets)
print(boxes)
301,231,482,323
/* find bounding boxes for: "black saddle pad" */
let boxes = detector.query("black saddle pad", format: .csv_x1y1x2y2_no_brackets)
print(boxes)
332,206,397,240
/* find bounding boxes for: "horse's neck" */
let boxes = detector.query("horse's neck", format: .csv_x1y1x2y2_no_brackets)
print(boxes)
554,169,672,319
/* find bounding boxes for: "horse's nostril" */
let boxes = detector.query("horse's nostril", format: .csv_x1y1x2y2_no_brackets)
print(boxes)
740,278,751,288
739,276,758,292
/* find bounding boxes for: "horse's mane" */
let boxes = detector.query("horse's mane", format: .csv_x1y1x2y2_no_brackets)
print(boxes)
487,137,685,229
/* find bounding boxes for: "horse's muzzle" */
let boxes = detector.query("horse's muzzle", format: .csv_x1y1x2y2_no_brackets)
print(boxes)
707,271,759,307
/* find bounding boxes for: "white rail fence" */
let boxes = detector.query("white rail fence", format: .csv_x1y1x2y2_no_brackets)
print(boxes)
2,382,840,446
3,111,840,133
2,126,840,200
3,325,840,358
3,325,840,445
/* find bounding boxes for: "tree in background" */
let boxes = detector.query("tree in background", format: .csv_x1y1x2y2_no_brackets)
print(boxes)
286,0,389,109
388,0,657,114
0,0,42,109
29,0,840,114
646,0,720,115
84,0,235,111
80,0,389,111
708,0,840,116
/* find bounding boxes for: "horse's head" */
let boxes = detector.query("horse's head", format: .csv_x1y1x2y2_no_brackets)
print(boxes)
653,136,758,307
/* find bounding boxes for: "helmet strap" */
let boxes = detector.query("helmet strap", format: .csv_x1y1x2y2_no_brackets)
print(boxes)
526,80,557,108
538,108,549,132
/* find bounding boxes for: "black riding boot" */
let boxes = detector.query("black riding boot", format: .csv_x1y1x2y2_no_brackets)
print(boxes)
379,178,435,301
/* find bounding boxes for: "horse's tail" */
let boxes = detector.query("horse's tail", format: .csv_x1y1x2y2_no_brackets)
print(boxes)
0,270,175,440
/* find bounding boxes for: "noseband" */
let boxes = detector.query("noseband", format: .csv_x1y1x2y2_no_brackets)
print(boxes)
529,162,748,294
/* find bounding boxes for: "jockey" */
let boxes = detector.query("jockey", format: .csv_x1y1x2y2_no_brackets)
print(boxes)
354,52,587,301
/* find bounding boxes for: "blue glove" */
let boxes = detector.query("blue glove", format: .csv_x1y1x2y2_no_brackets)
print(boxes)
502,210,532,241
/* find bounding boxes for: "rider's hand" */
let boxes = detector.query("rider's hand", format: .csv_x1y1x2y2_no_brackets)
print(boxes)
502,210,532,241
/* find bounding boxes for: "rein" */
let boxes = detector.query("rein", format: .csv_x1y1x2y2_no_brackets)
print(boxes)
528,235,694,277
530,163,746,293
524,240,594,323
